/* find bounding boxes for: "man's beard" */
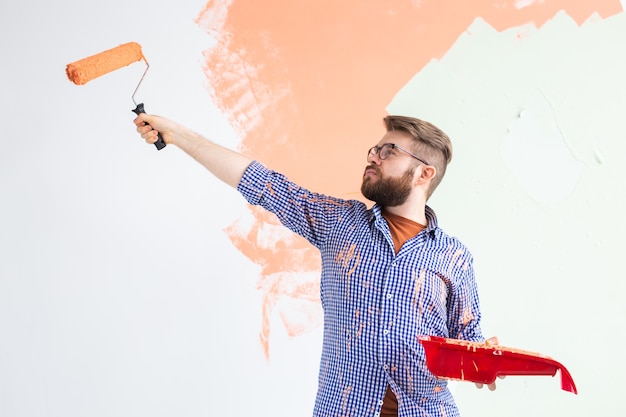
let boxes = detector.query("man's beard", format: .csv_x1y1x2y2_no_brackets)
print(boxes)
361,166,415,207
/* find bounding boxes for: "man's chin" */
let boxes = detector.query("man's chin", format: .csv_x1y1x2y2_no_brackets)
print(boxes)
362,174,379,186
360,186,376,203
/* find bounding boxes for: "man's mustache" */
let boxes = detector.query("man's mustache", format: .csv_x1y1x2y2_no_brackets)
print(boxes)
363,165,381,175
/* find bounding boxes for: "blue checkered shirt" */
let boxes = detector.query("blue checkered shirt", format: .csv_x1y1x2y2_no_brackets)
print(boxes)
238,161,484,417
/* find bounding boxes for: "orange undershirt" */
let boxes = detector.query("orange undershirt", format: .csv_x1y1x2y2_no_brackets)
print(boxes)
379,210,426,417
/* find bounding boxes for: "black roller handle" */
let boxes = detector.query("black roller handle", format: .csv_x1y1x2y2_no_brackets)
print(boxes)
132,103,166,150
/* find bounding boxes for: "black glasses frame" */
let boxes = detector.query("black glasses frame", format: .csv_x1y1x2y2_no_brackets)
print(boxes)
368,143,429,166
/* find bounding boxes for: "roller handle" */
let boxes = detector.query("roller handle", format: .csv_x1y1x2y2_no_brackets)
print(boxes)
132,103,166,150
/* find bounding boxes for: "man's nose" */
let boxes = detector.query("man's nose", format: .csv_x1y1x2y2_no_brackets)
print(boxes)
367,151,382,164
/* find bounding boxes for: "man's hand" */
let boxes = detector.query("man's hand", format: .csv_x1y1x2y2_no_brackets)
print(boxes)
134,113,176,146
474,336,503,391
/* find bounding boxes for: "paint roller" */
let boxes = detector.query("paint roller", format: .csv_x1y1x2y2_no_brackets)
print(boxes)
65,42,165,150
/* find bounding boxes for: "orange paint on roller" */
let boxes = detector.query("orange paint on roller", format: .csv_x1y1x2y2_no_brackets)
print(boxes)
65,42,166,150
66,42,145,85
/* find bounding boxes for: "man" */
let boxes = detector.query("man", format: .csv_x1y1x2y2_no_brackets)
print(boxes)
134,114,495,416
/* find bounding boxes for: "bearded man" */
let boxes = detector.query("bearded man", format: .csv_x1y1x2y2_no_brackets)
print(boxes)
134,113,495,417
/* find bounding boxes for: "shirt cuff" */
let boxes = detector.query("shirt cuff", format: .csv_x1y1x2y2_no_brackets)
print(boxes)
237,160,270,205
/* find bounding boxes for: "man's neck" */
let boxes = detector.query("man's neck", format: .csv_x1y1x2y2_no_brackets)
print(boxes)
382,201,427,225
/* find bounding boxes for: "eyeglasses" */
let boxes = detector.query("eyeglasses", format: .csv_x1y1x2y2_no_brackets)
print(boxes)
368,143,429,165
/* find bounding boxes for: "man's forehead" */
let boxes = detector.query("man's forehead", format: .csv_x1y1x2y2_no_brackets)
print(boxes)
378,129,413,145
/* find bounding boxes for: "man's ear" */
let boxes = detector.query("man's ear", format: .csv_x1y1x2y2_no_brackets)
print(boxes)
416,165,436,184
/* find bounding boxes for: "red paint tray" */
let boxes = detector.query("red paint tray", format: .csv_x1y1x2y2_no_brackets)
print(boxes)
418,336,577,394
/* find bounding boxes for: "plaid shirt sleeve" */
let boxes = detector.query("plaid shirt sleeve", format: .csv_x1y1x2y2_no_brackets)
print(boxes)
445,254,484,342
237,160,354,248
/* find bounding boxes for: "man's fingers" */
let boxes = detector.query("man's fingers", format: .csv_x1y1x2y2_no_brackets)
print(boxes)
475,378,502,390
485,336,499,346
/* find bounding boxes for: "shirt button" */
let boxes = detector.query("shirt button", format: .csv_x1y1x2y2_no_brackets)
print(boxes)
378,400,384,406
383,329,389,335
387,293,393,299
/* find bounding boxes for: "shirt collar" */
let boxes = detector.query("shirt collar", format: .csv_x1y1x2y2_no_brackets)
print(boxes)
370,204,440,239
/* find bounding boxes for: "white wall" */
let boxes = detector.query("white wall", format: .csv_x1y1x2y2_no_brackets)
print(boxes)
390,11,626,416
1,2,314,416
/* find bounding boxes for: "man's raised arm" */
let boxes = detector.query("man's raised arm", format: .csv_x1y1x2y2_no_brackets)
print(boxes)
133,113,253,188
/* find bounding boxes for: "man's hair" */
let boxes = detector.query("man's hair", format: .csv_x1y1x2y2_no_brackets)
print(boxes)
383,115,453,199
